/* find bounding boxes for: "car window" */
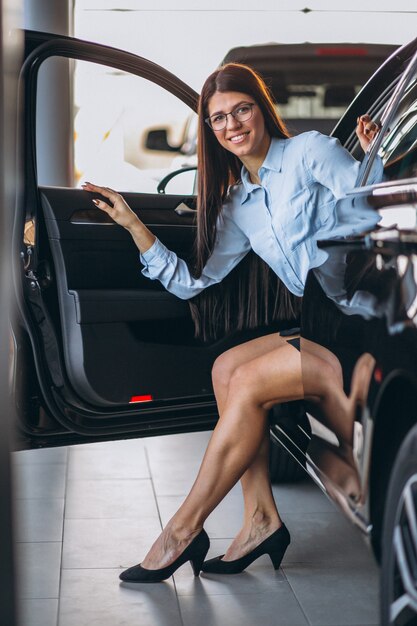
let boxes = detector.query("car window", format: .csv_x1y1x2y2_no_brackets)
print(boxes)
222,43,396,136
378,75,417,181
359,69,417,229
277,84,360,122
36,57,195,194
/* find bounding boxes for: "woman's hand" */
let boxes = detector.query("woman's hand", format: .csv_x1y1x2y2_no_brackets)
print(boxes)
356,115,380,152
81,182,140,231
81,182,156,253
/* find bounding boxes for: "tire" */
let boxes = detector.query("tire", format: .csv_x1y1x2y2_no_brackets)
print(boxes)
380,423,417,626
269,441,306,483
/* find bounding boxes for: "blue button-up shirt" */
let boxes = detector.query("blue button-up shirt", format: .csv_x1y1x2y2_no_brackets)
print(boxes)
140,131,382,298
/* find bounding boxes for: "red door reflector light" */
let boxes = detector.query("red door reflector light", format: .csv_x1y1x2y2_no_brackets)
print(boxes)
374,367,383,384
129,395,153,403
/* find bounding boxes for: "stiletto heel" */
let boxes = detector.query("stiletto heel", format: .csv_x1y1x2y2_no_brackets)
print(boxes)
119,529,210,583
201,523,290,575
269,547,287,570
190,550,208,576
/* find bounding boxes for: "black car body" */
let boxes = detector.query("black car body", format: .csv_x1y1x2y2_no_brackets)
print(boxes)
12,31,417,625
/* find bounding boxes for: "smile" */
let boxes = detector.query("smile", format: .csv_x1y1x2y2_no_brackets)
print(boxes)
229,132,249,144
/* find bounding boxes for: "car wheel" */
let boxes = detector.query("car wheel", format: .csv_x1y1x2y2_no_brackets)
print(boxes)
380,423,417,626
269,442,306,483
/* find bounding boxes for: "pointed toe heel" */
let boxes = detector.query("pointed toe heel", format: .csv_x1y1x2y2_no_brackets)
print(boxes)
119,529,210,583
201,523,290,575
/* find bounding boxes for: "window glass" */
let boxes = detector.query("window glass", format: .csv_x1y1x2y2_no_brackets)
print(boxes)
37,57,195,194
277,84,361,121
222,44,396,136
378,76,417,181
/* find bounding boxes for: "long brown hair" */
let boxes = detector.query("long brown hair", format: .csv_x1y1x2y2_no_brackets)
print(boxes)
189,63,302,341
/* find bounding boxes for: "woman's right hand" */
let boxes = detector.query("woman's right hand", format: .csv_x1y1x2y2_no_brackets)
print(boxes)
81,182,140,232
356,115,380,152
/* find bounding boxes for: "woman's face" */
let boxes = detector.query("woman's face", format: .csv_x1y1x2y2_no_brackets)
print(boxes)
207,91,270,162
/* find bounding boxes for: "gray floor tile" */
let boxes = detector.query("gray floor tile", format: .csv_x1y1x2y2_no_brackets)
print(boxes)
15,431,383,625
16,542,62,599
145,430,212,463
150,467,199,497
18,598,58,626
157,486,244,538
62,517,162,569
14,447,68,465
68,440,148,480
178,586,309,626
59,568,182,626
283,511,375,567
65,478,158,519
272,479,335,514
15,499,65,543
284,564,379,625
174,538,286,596
14,463,67,500
146,431,211,496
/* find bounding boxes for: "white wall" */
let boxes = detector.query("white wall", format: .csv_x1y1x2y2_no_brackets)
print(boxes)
74,0,417,90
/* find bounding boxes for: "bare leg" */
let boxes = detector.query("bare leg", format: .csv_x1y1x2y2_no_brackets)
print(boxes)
212,335,348,560
305,350,376,502
223,425,280,560
141,339,303,569
301,340,375,446
139,336,357,570
210,335,285,560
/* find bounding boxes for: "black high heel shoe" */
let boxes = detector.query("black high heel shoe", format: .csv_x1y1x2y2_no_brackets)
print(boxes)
201,524,290,575
119,529,210,583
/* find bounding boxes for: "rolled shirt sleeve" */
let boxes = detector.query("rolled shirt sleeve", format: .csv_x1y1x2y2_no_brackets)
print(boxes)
140,208,251,300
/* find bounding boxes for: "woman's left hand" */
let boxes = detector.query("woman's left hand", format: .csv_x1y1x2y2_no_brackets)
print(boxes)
356,115,380,152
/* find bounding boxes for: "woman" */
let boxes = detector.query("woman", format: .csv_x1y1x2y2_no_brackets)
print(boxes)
82,63,380,582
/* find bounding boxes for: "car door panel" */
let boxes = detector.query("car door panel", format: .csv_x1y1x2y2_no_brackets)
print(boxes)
36,185,221,407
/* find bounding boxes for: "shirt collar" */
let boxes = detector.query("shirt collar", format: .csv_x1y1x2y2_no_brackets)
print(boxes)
240,137,286,204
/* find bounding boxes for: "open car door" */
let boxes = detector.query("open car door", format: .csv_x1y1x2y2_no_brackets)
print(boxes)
13,32,243,448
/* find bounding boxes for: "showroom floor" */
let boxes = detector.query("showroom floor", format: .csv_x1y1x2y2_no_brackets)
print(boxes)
13,430,380,626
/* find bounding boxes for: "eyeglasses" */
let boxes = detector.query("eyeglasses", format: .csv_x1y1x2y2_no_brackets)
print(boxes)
205,102,256,131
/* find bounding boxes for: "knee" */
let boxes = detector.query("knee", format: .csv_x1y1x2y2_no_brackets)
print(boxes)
212,350,238,392
228,362,259,401
311,356,342,395
324,352,343,385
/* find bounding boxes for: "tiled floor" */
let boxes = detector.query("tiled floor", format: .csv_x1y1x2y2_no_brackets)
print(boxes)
13,431,380,626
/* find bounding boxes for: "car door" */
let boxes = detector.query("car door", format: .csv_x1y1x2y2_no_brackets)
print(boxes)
15,31,280,448
269,37,417,517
